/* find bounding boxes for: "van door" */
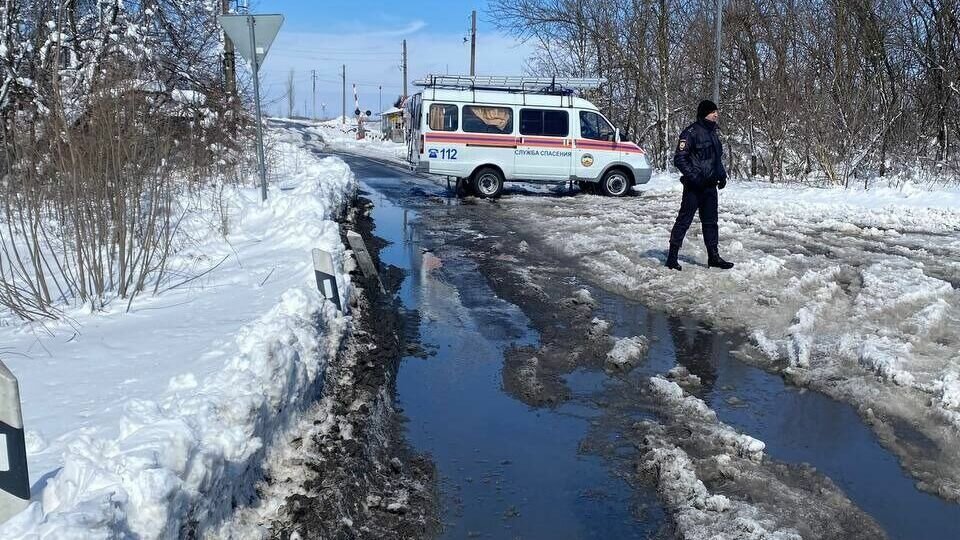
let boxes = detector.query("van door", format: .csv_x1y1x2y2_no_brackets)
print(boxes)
515,108,572,180
573,110,619,181
422,102,464,176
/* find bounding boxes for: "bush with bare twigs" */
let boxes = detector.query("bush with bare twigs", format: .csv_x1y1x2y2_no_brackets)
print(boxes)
0,0,251,320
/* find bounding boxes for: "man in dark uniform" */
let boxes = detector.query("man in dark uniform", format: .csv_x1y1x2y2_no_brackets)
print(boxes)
666,100,734,271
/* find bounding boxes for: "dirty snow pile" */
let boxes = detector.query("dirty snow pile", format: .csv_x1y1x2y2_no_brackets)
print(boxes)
0,129,357,537
501,172,960,499
649,376,765,462
640,376,791,539
640,374,883,539
606,335,649,370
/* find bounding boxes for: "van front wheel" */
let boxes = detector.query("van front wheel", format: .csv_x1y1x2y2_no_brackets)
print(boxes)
472,167,504,198
600,169,631,197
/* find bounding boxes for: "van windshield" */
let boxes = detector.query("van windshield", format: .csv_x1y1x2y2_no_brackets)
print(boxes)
579,111,615,141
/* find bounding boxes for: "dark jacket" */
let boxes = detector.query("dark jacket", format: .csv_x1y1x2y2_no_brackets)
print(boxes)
673,119,726,190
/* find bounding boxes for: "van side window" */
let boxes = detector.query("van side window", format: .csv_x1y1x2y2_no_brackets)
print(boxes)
463,106,513,134
579,111,615,141
428,103,458,131
520,109,569,137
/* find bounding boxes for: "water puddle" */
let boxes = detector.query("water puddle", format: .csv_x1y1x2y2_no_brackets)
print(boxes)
363,181,666,539
592,293,960,539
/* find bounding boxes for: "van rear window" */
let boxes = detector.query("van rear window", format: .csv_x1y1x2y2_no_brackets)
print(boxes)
520,109,569,137
463,106,513,134
428,103,458,131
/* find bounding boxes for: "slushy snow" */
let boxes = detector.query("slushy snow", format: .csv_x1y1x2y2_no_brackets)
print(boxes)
493,172,960,500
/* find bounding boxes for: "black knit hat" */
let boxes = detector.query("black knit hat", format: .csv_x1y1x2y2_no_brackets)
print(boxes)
697,99,718,120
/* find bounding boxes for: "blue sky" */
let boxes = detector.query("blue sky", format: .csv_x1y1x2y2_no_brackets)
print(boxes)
249,1,534,118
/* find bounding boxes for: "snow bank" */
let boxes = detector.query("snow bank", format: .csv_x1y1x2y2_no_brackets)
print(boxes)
0,130,357,537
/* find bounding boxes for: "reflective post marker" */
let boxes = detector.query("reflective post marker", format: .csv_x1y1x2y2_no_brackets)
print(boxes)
0,361,29,524
312,248,342,312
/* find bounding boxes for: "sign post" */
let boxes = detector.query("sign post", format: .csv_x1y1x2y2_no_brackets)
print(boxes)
219,13,284,201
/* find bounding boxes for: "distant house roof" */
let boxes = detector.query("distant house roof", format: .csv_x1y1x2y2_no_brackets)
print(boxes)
381,107,403,116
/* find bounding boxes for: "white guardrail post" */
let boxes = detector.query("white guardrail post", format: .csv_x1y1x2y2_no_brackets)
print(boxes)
312,248,343,312
0,360,29,524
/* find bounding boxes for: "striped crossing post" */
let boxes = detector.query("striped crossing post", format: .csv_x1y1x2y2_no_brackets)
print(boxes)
0,360,29,524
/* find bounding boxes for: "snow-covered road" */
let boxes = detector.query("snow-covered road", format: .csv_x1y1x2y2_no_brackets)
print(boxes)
496,174,960,500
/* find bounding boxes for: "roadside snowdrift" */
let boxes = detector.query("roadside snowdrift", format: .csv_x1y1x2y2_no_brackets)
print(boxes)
0,131,357,537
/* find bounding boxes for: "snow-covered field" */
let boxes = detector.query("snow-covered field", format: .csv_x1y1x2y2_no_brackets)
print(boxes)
0,129,357,537
496,173,960,500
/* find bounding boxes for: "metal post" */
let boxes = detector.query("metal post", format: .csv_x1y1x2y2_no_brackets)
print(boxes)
379,85,382,116
402,40,408,99
248,15,267,201
311,69,317,120
470,10,477,76
342,64,346,125
222,0,237,103
713,0,722,104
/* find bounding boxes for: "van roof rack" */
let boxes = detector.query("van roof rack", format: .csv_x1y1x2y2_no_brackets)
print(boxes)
413,75,605,95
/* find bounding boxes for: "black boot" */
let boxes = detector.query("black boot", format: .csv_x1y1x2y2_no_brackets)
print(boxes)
665,243,682,271
707,247,734,270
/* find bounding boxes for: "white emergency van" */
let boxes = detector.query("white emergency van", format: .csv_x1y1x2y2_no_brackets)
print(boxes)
405,75,652,198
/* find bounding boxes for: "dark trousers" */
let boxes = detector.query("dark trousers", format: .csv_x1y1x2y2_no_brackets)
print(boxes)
669,186,719,250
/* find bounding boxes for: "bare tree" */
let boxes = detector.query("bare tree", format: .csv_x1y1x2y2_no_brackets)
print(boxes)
489,0,960,185
0,0,252,320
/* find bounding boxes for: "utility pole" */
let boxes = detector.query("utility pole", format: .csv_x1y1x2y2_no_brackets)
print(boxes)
379,85,382,114
713,0,722,104
470,10,477,76
311,69,317,120
402,39,408,99
341,64,346,125
221,0,237,104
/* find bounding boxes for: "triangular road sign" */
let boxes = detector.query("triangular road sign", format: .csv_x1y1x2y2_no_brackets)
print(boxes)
219,14,284,66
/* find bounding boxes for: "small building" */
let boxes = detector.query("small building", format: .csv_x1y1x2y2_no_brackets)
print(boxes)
381,107,405,143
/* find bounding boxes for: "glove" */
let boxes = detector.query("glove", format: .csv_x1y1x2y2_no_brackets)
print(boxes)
718,177,727,190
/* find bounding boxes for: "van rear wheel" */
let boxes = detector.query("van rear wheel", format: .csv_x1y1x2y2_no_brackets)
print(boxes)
600,169,631,197
472,167,504,199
